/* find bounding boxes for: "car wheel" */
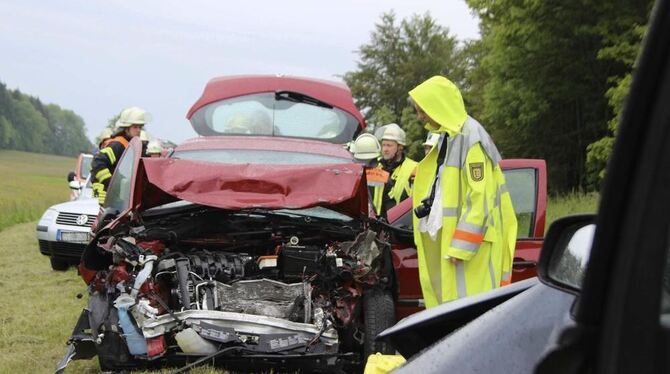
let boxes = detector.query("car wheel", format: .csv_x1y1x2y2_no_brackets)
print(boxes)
362,288,395,358
50,257,69,271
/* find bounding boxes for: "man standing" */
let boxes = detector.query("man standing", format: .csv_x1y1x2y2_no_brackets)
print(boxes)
91,107,149,205
372,124,417,218
409,76,517,308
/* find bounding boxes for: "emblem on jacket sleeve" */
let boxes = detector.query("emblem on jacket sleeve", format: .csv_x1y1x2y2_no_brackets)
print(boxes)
469,162,484,182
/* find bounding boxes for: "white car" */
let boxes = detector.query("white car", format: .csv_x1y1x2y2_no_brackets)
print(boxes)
36,179,99,270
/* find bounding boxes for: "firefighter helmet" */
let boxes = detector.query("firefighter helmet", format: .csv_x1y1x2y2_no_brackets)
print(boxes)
381,124,406,146
350,133,381,160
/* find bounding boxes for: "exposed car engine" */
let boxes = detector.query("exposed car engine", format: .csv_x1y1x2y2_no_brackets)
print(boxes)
78,208,389,372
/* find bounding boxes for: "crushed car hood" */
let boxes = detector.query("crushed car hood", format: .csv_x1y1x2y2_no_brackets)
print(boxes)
135,158,368,217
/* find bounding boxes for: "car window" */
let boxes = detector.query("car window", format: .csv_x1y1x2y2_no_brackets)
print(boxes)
391,167,539,239
189,93,360,143
173,149,351,165
104,143,136,213
504,168,538,238
79,155,92,180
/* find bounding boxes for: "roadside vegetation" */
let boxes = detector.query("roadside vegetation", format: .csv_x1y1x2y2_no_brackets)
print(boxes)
546,191,600,229
0,82,93,156
345,3,652,193
0,150,75,231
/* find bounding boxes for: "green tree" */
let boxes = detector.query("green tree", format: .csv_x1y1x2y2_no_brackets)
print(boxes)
0,81,93,155
344,11,465,160
585,2,652,188
465,0,653,191
466,0,609,191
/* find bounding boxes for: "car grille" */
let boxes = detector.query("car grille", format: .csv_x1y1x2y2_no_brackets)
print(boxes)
38,240,86,260
56,212,96,227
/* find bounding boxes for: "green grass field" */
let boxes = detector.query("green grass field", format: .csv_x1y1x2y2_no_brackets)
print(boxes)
0,150,76,231
546,191,600,229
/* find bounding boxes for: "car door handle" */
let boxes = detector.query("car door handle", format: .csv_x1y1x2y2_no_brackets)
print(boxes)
513,260,536,269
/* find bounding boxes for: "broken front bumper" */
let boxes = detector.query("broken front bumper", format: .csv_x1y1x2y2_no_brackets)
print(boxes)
57,308,353,373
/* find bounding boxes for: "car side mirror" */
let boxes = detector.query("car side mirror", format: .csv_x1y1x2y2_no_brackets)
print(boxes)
538,214,596,294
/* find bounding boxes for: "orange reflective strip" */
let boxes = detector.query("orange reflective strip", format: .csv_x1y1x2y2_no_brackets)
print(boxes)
501,279,512,286
452,229,484,244
111,136,129,148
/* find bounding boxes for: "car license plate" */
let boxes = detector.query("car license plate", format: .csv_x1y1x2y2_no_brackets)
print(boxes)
59,231,89,243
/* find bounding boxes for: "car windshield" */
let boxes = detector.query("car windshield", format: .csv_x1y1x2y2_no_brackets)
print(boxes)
145,201,352,221
189,93,360,143
173,149,351,165
268,206,353,221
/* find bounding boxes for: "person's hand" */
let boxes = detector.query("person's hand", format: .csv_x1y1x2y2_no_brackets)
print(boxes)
445,256,461,264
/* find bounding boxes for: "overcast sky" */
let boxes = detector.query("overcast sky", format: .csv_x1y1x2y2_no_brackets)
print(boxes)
0,1,479,144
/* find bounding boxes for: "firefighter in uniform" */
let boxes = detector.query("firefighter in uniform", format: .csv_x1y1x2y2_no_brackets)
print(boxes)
372,124,417,218
91,107,149,205
409,76,517,308
349,133,382,216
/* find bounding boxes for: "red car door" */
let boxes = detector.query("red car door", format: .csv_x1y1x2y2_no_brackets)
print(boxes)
386,159,547,319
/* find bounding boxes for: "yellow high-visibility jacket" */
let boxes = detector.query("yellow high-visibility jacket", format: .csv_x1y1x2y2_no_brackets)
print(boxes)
410,76,518,308
372,157,417,216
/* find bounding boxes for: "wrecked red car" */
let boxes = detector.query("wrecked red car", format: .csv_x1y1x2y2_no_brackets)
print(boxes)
58,76,395,372
57,75,547,373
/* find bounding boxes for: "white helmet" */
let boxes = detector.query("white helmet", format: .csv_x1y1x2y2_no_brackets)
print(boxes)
381,123,406,146
423,132,440,147
374,123,402,141
98,128,113,144
146,140,163,155
140,130,151,142
117,106,150,128
114,108,131,129
350,133,381,160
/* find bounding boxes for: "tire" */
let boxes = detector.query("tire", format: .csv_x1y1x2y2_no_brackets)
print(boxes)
362,288,396,358
50,257,69,271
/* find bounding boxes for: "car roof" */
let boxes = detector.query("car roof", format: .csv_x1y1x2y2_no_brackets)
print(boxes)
186,75,366,128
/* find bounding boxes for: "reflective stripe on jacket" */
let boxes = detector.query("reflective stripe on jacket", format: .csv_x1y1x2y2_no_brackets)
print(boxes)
412,117,517,308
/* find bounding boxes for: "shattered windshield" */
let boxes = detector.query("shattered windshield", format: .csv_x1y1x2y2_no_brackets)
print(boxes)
189,93,360,143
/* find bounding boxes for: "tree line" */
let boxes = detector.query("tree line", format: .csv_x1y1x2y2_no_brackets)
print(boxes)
0,81,93,157
344,1,653,192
